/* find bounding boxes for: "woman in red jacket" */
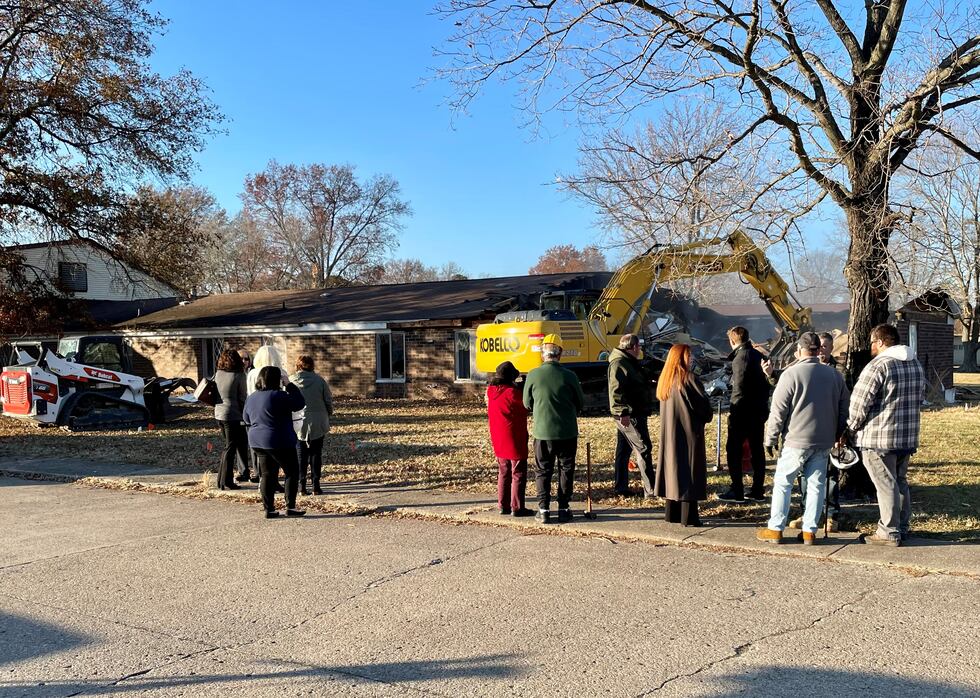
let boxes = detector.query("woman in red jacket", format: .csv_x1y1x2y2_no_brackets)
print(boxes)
487,361,533,517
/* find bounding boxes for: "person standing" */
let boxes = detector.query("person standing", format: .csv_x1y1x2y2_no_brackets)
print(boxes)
213,349,247,490
756,333,849,545
290,355,333,496
608,334,657,500
654,344,713,527
719,326,770,503
243,366,306,519
247,345,286,492
523,334,585,524
845,323,925,546
486,361,533,517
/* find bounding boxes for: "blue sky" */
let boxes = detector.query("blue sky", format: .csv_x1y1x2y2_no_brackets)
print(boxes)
148,1,601,278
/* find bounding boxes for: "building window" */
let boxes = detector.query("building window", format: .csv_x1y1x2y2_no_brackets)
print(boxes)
454,330,476,381
909,322,918,356
377,333,406,382
58,262,88,292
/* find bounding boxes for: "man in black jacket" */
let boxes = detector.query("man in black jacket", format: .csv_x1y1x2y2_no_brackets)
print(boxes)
719,326,770,503
608,334,656,499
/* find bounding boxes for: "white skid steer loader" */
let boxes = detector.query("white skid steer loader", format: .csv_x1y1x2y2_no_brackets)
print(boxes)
1,340,195,431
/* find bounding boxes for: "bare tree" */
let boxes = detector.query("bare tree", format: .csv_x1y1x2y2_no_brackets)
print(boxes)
242,161,411,288
893,134,980,369
375,258,470,284
115,186,226,296
199,211,288,294
439,0,980,372
528,244,608,274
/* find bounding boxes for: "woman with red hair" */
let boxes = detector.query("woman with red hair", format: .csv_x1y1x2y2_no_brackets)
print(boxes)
655,344,713,526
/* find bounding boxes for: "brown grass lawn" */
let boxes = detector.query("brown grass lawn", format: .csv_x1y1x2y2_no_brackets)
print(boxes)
2,400,978,541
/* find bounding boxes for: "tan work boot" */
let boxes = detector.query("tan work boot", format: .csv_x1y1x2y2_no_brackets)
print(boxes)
788,516,804,529
799,532,816,545
756,528,784,544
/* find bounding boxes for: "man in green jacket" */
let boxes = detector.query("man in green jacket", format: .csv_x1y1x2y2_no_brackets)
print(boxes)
608,334,656,500
524,334,585,524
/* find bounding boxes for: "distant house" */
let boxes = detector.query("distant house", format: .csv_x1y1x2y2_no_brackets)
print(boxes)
5,240,180,331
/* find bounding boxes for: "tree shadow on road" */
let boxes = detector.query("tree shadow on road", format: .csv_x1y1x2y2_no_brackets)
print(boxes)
0,610,91,668
0,653,523,695
697,666,978,697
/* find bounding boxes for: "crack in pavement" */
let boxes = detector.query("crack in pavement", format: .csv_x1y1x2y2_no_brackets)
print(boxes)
55,535,514,696
0,591,218,651
0,516,256,573
634,576,910,696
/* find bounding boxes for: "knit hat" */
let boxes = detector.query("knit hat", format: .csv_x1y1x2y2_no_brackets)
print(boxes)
494,361,520,385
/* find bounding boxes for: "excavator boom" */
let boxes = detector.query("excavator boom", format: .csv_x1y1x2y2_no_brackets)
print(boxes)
475,230,811,377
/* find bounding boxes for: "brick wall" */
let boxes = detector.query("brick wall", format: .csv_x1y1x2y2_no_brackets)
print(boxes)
129,327,486,402
129,337,199,380
897,312,954,395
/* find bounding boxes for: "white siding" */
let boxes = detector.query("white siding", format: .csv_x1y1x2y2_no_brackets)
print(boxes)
16,243,177,301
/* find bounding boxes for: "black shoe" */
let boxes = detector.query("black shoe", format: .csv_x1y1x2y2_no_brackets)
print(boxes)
535,509,551,524
265,511,279,519
225,482,241,490
683,521,704,528
746,492,766,502
499,508,512,516
249,477,260,483
235,474,250,483
614,489,632,498
312,486,324,496
300,488,309,496
717,490,746,503
275,484,286,494
512,508,535,517
286,508,306,517
557,508,573,522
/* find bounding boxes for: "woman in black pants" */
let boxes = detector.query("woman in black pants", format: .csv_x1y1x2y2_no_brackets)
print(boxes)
213,350,248,490
290,355,334,495
243,366,307,518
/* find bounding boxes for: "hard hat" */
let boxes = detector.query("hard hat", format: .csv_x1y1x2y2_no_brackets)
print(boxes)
542,333,563,348
829,444,859,470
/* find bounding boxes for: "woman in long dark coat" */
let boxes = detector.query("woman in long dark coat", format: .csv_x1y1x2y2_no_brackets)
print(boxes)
654,344,713,527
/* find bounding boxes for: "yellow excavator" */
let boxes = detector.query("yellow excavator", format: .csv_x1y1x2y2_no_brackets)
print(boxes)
475,231,812,381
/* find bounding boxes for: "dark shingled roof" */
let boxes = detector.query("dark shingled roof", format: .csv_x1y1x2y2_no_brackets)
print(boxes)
118,273,614,330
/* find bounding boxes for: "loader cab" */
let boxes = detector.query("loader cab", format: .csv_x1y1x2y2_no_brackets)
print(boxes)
57,336,133,374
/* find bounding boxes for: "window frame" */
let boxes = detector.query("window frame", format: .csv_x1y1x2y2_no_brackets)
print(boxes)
376,332,407,383
58,262,88,292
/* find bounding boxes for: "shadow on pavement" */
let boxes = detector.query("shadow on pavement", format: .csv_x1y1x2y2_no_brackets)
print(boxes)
0,654,523,694
0,610,92,667
701,666,978,697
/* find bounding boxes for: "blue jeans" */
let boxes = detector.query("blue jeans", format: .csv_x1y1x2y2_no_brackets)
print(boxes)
767,447,830,534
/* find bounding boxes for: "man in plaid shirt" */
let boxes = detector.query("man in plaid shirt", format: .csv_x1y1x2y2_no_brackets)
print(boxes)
845,323,925,546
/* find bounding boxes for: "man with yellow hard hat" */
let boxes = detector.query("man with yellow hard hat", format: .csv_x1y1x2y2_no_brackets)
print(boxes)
523,333,585,524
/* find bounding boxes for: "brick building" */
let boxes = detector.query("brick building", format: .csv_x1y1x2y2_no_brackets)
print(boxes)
117,273,612,400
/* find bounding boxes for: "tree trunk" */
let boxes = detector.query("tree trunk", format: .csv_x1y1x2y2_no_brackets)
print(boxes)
843,194,893,382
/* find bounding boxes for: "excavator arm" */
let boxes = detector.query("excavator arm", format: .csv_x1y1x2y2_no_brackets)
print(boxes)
587,231,812,348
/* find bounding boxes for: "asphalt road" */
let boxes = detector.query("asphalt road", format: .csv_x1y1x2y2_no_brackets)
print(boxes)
1,478,978,697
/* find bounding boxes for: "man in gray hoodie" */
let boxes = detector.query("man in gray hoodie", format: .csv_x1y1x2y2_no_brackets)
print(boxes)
757,332,849,545
845,323,925,546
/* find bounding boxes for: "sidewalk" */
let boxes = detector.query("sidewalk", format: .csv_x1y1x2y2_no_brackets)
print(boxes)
2,457,977,578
